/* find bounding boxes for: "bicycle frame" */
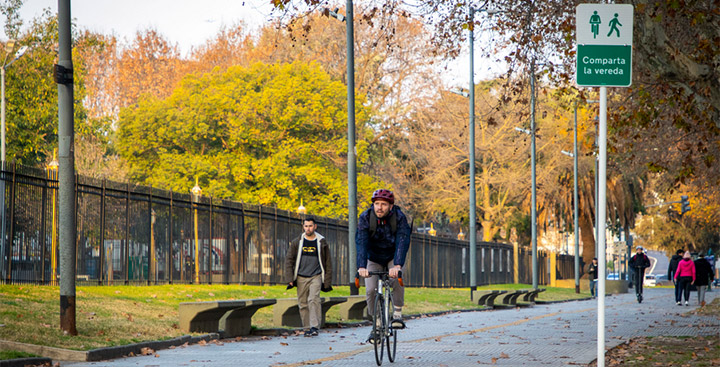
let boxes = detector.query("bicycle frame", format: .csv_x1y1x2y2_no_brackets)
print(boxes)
356,270,403,365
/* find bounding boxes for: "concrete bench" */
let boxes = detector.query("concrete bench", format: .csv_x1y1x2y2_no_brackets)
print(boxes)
492,290,529,308
336,295,368,321
472,290,508,307
521,288,546,303
273,297,348,328
179,299,276,337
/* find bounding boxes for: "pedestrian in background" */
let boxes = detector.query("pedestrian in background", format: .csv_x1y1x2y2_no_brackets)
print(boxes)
588,258,599,298
694,253,713,307
284,217,333,337
667,249,684,304
674,251,696,306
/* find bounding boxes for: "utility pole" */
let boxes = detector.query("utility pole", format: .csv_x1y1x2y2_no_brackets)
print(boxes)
345,0,358,296
573,102,580,293
57,0,77,335
468,6,477,294
530,60,538,290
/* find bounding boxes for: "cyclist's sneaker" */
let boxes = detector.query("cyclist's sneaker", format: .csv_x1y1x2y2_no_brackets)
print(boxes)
685,301,689,306
676,301,681,305
304,329,313,337
391,311,405,329
310,327,319,336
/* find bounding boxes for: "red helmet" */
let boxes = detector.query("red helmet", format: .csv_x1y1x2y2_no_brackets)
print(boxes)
371,189,394,204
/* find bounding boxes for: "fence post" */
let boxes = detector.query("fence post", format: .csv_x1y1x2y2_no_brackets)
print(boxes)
207,197,213,285
5,163,16,283
124,182,130,285
148,186,153,285
40,171,48,284
99,179,106,285
168,190,173,284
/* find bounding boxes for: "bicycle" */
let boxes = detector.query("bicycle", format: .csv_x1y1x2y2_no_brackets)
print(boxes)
355,270,406,366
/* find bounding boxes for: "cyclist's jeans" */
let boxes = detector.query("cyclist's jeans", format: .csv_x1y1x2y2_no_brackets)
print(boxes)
296,274,322,329
589,279,597,297
365,260,405,318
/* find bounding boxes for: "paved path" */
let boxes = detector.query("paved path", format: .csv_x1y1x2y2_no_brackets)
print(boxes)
63,288,719,367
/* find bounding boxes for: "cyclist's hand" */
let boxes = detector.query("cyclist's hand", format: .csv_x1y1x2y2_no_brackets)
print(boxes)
358,268,369,278
389,265,402,279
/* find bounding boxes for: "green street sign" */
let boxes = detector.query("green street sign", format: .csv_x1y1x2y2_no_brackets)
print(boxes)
576,4,633,87
576,45,632,87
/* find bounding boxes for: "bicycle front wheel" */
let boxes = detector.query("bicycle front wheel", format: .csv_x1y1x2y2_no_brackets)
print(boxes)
386,292,397,362
373,293,385,366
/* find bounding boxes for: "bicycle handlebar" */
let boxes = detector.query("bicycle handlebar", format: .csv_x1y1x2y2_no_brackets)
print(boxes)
354,270,404,288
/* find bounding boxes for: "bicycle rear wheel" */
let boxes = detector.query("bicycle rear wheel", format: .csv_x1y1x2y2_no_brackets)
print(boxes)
373,294,385,366
386,292,397,362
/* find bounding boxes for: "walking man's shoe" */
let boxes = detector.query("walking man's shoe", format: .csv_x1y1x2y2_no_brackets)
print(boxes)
304,329,313,337
310,327,319,336
684,301,689,306
676,301,681,305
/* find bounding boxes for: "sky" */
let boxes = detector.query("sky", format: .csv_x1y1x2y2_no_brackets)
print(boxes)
1,0,274,56
0,0,502,86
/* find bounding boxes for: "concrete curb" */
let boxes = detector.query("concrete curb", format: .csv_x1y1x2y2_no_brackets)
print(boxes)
0,357,52,367
0,333,218,363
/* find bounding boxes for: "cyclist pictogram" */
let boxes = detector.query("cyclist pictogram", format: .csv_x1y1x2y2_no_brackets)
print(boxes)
589,11,601,38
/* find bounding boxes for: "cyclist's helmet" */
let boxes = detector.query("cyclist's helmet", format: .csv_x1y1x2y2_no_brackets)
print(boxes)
636,246,643,250
371,189,395,204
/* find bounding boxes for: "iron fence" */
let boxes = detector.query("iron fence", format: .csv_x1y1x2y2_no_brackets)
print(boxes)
0,163,577,287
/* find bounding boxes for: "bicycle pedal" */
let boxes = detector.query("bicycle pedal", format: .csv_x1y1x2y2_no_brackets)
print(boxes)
391,319,406,329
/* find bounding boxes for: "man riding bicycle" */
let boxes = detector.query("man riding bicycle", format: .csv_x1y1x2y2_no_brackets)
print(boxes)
629,245,651,302
356,189,411,340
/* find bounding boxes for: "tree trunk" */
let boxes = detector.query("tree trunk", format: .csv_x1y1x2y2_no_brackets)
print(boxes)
579,209,596,266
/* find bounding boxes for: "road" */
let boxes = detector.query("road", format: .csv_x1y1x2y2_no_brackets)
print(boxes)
62,288,719,367
646,250,669,276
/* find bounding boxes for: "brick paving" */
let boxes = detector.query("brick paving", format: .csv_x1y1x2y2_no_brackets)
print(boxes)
62,288,719,367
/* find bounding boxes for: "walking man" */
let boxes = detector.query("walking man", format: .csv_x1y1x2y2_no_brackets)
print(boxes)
588,258,599,298
607,13,622,37
285,217,333,337
694,253,713,307
668,249,684,304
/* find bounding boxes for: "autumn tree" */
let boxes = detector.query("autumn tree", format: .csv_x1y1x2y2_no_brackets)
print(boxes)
112,29,185,110
116,61,384,218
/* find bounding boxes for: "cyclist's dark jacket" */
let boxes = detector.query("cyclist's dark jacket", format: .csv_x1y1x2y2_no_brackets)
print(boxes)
629,253,651,271
356,205,411,269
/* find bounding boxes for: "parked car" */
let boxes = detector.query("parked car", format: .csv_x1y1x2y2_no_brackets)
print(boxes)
644,274,657,287
607,273,619,280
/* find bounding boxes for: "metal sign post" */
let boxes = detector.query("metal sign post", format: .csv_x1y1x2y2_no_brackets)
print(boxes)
576,4,633,367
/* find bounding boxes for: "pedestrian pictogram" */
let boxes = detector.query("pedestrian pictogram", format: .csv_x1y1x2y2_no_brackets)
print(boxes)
607,13,622,37
576,4,633,87
589,11,601,38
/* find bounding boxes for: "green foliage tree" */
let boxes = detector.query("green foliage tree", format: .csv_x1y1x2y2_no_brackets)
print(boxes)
117,61,382,218
2,9,99,166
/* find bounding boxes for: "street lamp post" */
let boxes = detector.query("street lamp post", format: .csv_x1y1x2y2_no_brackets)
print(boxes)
191,178,202,284
529,60,538,290
1,41,27,282
324,3,358,296
468,6,477,294
2,41,28,162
